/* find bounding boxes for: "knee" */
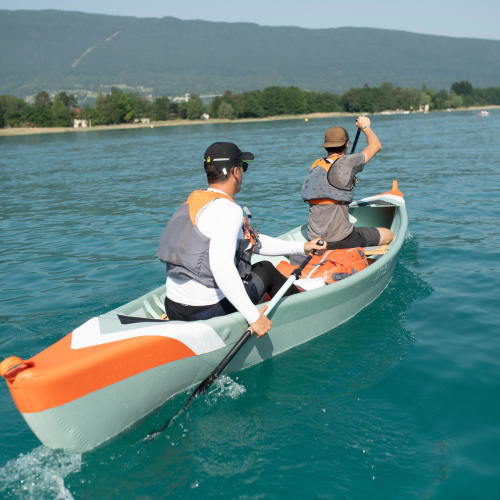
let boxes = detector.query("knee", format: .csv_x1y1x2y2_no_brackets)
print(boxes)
378,227,393,245
252,260,274,274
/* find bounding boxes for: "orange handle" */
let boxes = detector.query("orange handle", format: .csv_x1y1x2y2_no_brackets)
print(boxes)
0,356,34,380
391,179,403,198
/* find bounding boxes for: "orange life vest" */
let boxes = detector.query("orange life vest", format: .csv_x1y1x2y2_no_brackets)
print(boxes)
277,247,369,284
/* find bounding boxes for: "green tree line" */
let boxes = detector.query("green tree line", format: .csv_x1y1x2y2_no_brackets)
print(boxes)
210,82,500,117
1,81,499,129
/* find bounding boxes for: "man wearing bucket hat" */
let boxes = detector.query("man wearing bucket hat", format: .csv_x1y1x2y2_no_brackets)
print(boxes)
159,142,325,337
301,116,393,249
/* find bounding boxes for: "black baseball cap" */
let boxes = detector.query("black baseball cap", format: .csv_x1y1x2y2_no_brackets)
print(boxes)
204,142,254,168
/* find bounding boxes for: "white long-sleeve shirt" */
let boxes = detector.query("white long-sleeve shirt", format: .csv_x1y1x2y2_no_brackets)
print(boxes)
166,188,305,324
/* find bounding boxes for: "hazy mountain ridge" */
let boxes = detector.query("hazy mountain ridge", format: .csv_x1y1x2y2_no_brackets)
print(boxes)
1,9,499,98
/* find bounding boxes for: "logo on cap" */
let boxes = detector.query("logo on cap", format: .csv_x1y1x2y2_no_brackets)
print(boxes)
204,142,254,167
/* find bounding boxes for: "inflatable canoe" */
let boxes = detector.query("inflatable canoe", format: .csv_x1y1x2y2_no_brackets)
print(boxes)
1,181,407,452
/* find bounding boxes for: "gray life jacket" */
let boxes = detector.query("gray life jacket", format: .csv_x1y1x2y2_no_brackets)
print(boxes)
158,190,259,288
301,156,356,204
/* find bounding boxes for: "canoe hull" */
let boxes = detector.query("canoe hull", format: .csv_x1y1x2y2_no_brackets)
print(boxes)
2,184,407,452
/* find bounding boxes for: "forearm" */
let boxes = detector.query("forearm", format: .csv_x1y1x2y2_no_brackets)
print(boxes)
361,127,381,162
256,234,305,256
364,126,381,149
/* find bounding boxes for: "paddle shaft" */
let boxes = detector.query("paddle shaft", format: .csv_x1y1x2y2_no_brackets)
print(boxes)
350,128,361,154
182,247,321,404
151,242,324,433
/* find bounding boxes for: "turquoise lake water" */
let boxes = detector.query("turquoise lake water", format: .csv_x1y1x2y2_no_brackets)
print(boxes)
1,110,499,498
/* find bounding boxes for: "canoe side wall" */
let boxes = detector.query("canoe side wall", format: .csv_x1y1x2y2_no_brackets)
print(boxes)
228,249,398,373
21,345,236,451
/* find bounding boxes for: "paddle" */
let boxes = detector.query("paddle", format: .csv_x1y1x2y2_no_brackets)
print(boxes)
147,240,324,437
350,128,361,154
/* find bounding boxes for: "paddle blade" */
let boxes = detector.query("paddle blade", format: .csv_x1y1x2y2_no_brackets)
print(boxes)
145,405,185,439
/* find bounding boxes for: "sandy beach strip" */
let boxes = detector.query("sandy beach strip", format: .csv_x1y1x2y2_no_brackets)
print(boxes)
0,112,354,137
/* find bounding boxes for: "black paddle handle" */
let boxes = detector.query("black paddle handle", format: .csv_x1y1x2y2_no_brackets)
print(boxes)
292,239,324,278
350,128,361,154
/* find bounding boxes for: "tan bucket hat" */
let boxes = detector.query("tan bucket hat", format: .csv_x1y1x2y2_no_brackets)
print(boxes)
322,126,349,148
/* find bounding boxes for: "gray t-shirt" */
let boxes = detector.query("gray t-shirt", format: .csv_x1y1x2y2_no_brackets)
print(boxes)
307,153,365,242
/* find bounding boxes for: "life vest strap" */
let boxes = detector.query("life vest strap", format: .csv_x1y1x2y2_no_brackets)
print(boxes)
242,218,261,249
308,198,349,205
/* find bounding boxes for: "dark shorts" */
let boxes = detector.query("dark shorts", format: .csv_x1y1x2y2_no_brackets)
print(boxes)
326,226,380,250
165,279,260,322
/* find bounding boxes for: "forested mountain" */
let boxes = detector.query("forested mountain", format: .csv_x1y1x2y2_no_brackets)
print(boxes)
1,9,499,98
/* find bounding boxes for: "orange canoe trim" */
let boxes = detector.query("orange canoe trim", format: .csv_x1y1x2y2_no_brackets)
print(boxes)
2,333,195,414
380,180,403,198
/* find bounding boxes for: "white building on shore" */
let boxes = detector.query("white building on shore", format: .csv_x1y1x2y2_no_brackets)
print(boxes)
73,119,91,128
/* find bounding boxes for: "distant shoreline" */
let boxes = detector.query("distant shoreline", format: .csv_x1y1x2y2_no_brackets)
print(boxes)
1,106,498,137
0,112,356,137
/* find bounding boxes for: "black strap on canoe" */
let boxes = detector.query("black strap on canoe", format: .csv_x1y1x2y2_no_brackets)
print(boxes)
117,314,168,325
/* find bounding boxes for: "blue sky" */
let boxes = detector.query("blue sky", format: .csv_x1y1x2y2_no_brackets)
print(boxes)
2,0,499,40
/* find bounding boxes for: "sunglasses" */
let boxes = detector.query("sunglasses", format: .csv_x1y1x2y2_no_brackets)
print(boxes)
241,161,248,172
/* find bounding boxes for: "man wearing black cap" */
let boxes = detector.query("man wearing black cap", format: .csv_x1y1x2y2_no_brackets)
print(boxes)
302,116,393,249
158,142,325,337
